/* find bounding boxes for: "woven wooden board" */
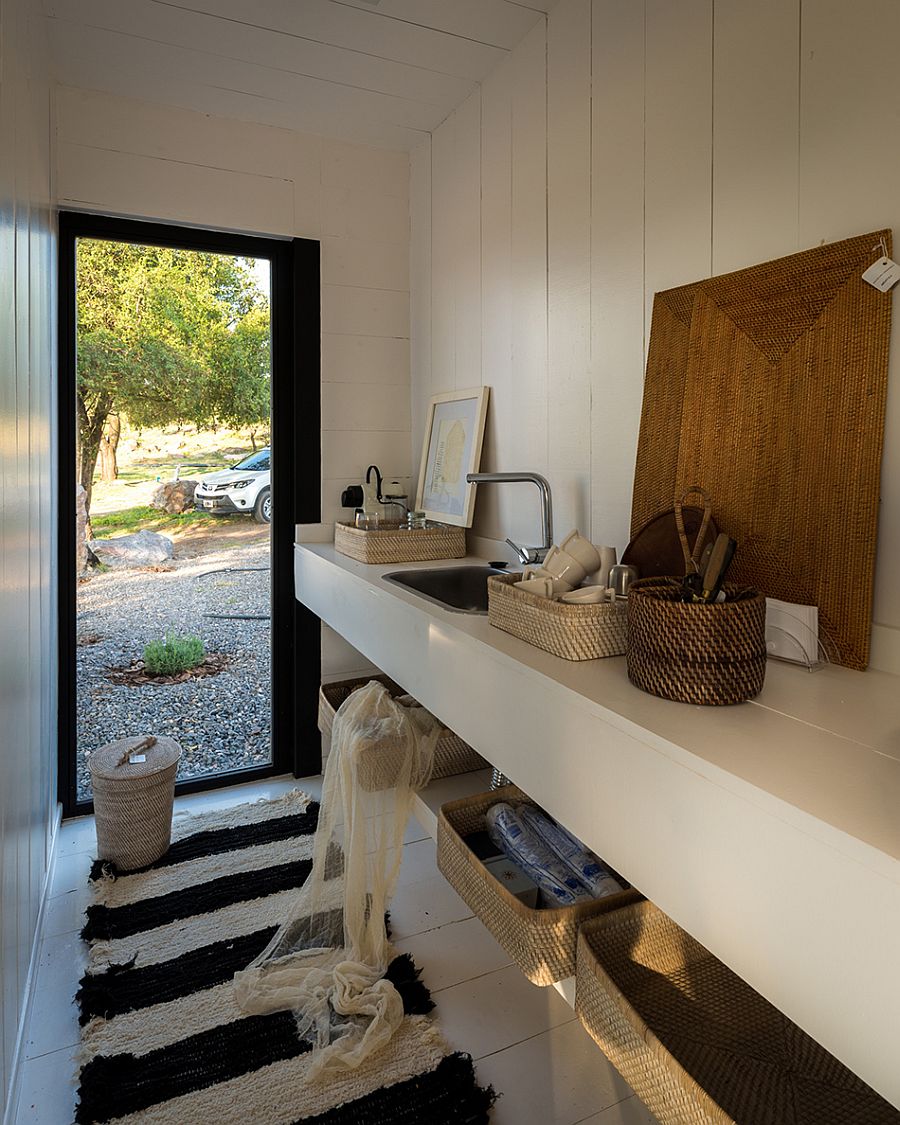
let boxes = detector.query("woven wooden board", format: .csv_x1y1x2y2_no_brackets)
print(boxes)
631,230,893,669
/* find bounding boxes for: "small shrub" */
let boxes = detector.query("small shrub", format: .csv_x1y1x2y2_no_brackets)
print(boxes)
143,632,205,676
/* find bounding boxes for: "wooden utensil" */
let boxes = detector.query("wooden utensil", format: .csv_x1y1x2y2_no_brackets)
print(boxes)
700,534,737,602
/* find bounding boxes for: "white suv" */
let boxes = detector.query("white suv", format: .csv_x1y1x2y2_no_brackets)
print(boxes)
194,448,272,523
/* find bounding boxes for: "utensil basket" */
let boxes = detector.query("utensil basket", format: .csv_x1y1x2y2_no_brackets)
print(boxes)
334,521,466,564
575,901,900,1125
318,675,488,781
90,735,182,871
487,572,627,661
626,578,766,705
437,785,640,985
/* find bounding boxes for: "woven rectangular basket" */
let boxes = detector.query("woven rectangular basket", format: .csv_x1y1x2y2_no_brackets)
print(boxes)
334,521,466,564
626,578,767,705
575,901,900,1125
487,572,628,661
437,785,640,986
318,674,488,781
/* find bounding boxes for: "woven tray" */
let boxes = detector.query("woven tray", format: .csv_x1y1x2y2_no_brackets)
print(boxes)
576,902,900,1125
627,578,766,705
319,675,488,782
437,785,640,986
487,572,627,661
334,521,466,564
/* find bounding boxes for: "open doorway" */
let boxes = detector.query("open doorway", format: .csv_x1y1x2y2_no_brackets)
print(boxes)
58,214,323,816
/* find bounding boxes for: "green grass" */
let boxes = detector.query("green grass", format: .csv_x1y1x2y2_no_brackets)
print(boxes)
90,505,243,536
143,632,205,676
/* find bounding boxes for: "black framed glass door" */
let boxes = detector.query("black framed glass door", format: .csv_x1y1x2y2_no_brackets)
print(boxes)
57,213,323,817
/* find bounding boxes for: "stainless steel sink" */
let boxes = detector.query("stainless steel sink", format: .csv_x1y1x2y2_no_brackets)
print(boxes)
383,565,508,614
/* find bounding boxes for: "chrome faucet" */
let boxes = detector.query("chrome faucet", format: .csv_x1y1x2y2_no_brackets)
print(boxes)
465,472,553,565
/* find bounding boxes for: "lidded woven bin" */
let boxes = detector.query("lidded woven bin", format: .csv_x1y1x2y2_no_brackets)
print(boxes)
627,578,767,705
90,735,181,871
575,901,900,1125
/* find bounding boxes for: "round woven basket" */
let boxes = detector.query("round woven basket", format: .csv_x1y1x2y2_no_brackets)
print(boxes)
626,579,767,706
90,735,182,871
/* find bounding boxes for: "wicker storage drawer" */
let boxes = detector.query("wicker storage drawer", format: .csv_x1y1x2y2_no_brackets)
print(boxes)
487,572,627,661
318,675,488,781
334,521,466,564
576,901,900,1125
437,785,640,986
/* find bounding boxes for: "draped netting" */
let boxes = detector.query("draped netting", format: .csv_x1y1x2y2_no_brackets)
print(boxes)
233,680,441,1079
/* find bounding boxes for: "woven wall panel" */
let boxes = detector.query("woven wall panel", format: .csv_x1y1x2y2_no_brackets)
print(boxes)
631,231,892,669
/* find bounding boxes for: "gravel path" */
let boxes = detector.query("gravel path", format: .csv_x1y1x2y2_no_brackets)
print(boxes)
76,538,272,801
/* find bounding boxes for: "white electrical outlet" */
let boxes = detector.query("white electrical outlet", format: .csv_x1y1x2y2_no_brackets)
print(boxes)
765,598,819,666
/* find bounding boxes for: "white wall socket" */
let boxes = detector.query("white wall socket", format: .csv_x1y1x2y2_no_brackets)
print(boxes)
765,598,819,665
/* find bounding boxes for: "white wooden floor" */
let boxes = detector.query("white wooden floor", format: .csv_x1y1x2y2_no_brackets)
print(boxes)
16,775,658,1125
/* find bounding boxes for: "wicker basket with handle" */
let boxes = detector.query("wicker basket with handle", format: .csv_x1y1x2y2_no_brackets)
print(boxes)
334,521,466,564
575,901,900,1125
437,785,640,986
90,735,181,871
487,572,627,661
626,578,766,705
318,675,488,782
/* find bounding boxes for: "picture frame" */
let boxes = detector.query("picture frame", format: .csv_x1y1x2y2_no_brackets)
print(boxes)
415,386,490,527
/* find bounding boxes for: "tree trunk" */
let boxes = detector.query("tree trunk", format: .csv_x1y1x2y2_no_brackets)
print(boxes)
77,391,114,516
99,414,121,482
249,429,257,453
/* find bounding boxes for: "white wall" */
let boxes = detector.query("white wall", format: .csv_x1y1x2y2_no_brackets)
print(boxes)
411,0,900,669
0,0,58,1117
55,86,411,679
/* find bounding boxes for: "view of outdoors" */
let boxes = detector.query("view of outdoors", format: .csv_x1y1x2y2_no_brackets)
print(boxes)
74,239,273,802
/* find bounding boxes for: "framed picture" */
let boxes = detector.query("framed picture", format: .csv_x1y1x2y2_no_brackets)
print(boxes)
415,387,490,527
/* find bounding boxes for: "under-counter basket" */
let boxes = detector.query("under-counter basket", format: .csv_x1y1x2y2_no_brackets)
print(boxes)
627,578,767,705
334,521,466,565
487,572,628,661
437,785,640,985
318,674,488,783
575,901,900,1125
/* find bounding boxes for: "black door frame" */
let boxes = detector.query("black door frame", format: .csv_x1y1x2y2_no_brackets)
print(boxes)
58,212,322,818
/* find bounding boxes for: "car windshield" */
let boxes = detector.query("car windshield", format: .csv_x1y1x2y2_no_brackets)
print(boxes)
233,450,270,472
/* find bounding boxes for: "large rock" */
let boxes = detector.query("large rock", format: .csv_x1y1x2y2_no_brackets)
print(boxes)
89,529,174,568
151,478,198,514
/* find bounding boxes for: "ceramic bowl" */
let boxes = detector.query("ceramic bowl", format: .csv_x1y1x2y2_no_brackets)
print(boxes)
559,530,602,575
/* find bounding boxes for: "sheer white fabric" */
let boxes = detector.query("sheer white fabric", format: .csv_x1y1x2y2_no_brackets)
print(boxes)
234,681,440,1079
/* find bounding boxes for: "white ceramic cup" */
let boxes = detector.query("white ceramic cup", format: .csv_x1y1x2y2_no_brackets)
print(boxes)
514,576,555,598
543,544,587,586
559,586,610,605
582,545,618,587
516,575,572,598
523,565,552,580
559,530,602,575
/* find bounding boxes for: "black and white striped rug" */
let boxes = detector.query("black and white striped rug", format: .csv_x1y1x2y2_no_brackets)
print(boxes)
75,790,496,1124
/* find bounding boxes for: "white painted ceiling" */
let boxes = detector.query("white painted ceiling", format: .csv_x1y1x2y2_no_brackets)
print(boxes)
43,0,555,150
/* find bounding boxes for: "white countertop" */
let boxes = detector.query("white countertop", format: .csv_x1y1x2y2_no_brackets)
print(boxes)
295,543,900,1107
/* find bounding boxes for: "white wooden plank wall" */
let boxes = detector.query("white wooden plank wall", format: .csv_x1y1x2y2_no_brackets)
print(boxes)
56,85,410,679
0,0,57,1117
411,0,900,666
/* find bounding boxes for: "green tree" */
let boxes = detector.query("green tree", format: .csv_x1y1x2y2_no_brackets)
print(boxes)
75,240,270,513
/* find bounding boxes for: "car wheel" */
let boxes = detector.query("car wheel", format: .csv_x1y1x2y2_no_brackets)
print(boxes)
253,488,272,524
